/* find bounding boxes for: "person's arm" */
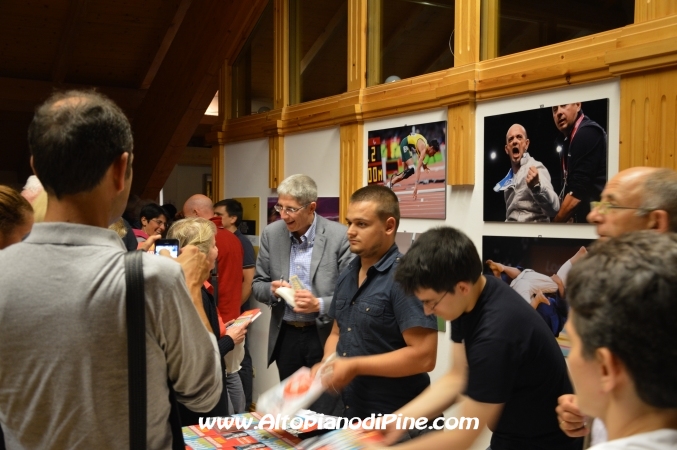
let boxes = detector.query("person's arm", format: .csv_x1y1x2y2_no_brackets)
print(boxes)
553,193,580,222
312,228,353,318
412,151,427,200
311,320,341,378
137,233,161,252
325,327,437,391
252,227,278,305
527,164,560,216
380,342,469,444
172,246,213,333
556,394,590,438
387,398,503,450
241,267,254,305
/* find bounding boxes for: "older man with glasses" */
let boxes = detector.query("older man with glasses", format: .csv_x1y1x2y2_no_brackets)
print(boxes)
252,174,353,413
557,166,677,446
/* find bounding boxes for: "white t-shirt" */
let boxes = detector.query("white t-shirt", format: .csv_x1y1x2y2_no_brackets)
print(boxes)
589,429,677,449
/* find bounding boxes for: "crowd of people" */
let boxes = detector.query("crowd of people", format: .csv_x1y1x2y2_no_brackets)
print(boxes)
0,90,676,450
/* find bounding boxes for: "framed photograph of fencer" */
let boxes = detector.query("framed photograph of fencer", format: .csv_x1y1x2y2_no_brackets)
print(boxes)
483,98,609,224
367,120,447,220
482,235,594,354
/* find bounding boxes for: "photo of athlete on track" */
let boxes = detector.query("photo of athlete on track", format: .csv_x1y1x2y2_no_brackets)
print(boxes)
367,121,447,219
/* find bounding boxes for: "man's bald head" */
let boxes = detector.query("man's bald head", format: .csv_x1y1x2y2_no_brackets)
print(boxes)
588,167,677,239
183,194,214,219
505,124,528,143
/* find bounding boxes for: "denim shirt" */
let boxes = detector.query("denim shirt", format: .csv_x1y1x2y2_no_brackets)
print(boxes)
328,244,437,417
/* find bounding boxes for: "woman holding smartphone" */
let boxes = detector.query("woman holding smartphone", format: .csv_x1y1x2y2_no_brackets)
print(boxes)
167,217,249,424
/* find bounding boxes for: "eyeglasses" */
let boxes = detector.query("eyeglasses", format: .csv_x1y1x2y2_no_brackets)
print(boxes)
150,218,167,227
590,201,647,215
274,203,309,215
421,292,447,311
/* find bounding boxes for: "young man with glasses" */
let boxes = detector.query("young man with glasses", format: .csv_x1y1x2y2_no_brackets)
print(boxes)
252,174,353,410
383,227,579,450
313,185,437,422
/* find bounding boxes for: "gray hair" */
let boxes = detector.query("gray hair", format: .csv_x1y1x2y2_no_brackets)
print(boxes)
277,174,318,205
567,231,677,408
639,168,677,232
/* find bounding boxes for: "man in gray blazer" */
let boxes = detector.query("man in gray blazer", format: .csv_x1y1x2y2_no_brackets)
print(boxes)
253,174,352,384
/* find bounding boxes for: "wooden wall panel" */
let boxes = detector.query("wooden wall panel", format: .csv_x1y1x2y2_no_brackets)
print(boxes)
619,66,677,171
635,0,677,23
269,135,285,188
447,102,475,185
339,122,363,223
274,0,289,109
454,0,480,66
347,0,367,91
211,144,225,201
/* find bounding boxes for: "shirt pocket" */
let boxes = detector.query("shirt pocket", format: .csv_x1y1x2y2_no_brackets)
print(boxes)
335,297,349,311
356,301,386,342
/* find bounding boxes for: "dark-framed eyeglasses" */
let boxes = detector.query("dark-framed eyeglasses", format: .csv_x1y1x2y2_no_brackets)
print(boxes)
421,291,447,311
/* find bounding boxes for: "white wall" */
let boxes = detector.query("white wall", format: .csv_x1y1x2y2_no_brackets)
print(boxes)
284,127,341,196
162,163,211,210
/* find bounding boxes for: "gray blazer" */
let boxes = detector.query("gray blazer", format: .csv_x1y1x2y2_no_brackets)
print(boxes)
252,214,353,366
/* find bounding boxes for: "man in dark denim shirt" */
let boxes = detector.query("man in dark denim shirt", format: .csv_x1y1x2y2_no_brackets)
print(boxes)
314,185,438,418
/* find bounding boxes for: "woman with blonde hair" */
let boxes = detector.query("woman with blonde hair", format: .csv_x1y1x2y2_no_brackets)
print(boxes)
167,217,249,424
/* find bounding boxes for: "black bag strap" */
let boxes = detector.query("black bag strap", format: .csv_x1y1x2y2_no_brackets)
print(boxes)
124,251,147,450
124,251,185,450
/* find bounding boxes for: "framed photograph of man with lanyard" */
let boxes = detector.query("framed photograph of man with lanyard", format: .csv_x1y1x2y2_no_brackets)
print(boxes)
483,98,609,224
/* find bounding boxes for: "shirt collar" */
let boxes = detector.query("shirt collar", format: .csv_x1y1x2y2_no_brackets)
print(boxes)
351,243,400,274
23,222,127,250
289,212,317,244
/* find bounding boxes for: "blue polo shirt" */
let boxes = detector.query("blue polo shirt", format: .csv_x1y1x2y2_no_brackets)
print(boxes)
328,244,438,418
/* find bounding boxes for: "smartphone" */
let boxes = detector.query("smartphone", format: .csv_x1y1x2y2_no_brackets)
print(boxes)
154,239,180,258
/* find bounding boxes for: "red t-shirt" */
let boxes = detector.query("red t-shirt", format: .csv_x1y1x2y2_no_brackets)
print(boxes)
210,216,244,323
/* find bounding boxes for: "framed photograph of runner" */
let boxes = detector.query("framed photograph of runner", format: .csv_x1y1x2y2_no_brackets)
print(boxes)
367,120,447,219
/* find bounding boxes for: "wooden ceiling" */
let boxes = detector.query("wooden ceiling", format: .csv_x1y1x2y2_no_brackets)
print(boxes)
0,0,267,198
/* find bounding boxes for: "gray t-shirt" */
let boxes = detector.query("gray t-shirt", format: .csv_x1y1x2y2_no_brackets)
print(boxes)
0,223,221,449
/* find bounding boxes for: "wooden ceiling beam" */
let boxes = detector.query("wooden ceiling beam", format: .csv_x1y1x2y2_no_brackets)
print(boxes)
0,77,146,115
139,0,193,89
51,0,89,83
131,0,268,199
